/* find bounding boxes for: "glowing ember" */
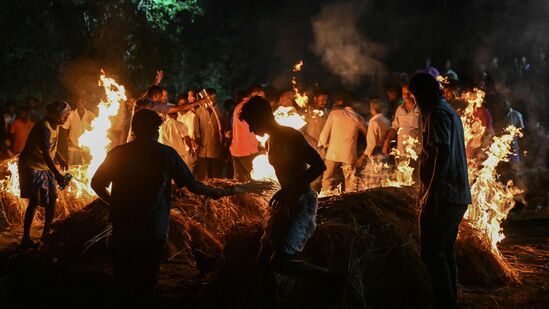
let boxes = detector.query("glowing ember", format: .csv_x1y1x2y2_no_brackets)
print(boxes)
293,60,304,72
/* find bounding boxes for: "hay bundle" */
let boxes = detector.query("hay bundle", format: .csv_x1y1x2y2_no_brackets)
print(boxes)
201,187,519,308
0,187,94,228
456,223,520,286
0,191,25,227
41,179,272,266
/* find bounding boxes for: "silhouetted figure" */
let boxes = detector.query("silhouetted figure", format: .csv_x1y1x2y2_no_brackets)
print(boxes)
239,96,342,306
19,101,71,249
409,73,471,309
92,109,235,305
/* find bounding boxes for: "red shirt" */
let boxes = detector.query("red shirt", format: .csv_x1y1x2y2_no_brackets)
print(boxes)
230,100,259,157
10,118,34,154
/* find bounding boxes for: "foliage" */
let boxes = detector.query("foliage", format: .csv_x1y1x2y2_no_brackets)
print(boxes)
138,0,204,30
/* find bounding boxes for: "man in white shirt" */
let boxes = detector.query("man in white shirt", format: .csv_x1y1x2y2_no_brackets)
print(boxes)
62,97,96,165
160,108,192,169
318,103,368,192
356,99,391,189
383,84,422,157
176,96,199,173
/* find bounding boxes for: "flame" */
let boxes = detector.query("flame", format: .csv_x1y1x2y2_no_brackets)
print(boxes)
273,106,307,130
5,159,21,196
293,60,304,72
460,88,486,153
251,105,308,181
436,75,449,86
79,73,127,192
291,60,308,108
385,135,419,187
251,155,277,181
0,73,126,225
466,126,523,252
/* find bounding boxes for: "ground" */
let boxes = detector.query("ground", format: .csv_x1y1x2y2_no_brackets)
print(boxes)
0,210,548,308
460,212,549,308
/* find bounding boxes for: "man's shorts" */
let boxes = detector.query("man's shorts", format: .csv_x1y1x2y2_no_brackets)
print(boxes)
262,189,318,256
19,165,56,205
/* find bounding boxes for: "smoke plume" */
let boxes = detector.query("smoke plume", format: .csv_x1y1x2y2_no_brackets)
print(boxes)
312,1,385,87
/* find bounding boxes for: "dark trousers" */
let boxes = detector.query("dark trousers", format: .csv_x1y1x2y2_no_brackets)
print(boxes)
111,231,165,305
420,198,468,309
195,157,224,180
232,154,256,182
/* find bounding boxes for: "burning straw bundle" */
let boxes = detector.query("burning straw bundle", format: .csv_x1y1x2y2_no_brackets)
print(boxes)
200,187,520,308
41,179,273,266
16,178,518,308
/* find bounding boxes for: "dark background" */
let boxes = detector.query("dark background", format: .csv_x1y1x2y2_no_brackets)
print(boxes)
0,0,547,104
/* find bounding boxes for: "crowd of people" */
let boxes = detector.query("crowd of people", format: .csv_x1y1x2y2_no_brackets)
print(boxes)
0,58,533,308
1,58,528,193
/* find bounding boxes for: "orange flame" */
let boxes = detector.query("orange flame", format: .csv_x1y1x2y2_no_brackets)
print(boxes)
466,126,523,252
291,60,308,108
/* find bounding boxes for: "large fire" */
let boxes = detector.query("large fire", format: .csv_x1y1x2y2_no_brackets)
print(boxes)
79,73,127,192
465,126,523,252
0,72,126,224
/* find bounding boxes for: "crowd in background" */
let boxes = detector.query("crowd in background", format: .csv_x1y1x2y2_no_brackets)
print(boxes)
0,56,532,191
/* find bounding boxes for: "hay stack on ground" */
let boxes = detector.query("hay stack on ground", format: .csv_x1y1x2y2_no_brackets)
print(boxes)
200,187,520,308
41,179,272,269
7,181,519,308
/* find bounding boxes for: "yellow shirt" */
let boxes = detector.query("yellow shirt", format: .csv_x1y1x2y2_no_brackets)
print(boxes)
19,119,59,170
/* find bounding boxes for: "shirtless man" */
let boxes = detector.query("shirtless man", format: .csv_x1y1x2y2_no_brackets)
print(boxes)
239,96,341,305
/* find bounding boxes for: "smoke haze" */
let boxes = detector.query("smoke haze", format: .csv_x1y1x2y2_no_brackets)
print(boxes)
312,2,385,87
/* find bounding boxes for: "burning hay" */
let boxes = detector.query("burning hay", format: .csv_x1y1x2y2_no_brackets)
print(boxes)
200,187,519,308
39,179,273,265
3,178,520,307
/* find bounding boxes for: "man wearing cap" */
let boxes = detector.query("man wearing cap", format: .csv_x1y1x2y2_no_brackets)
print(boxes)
18,101,71,249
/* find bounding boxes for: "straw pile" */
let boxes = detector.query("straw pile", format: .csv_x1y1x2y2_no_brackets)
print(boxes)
5,179,520,308
200,187,520,308
41,179,273,268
